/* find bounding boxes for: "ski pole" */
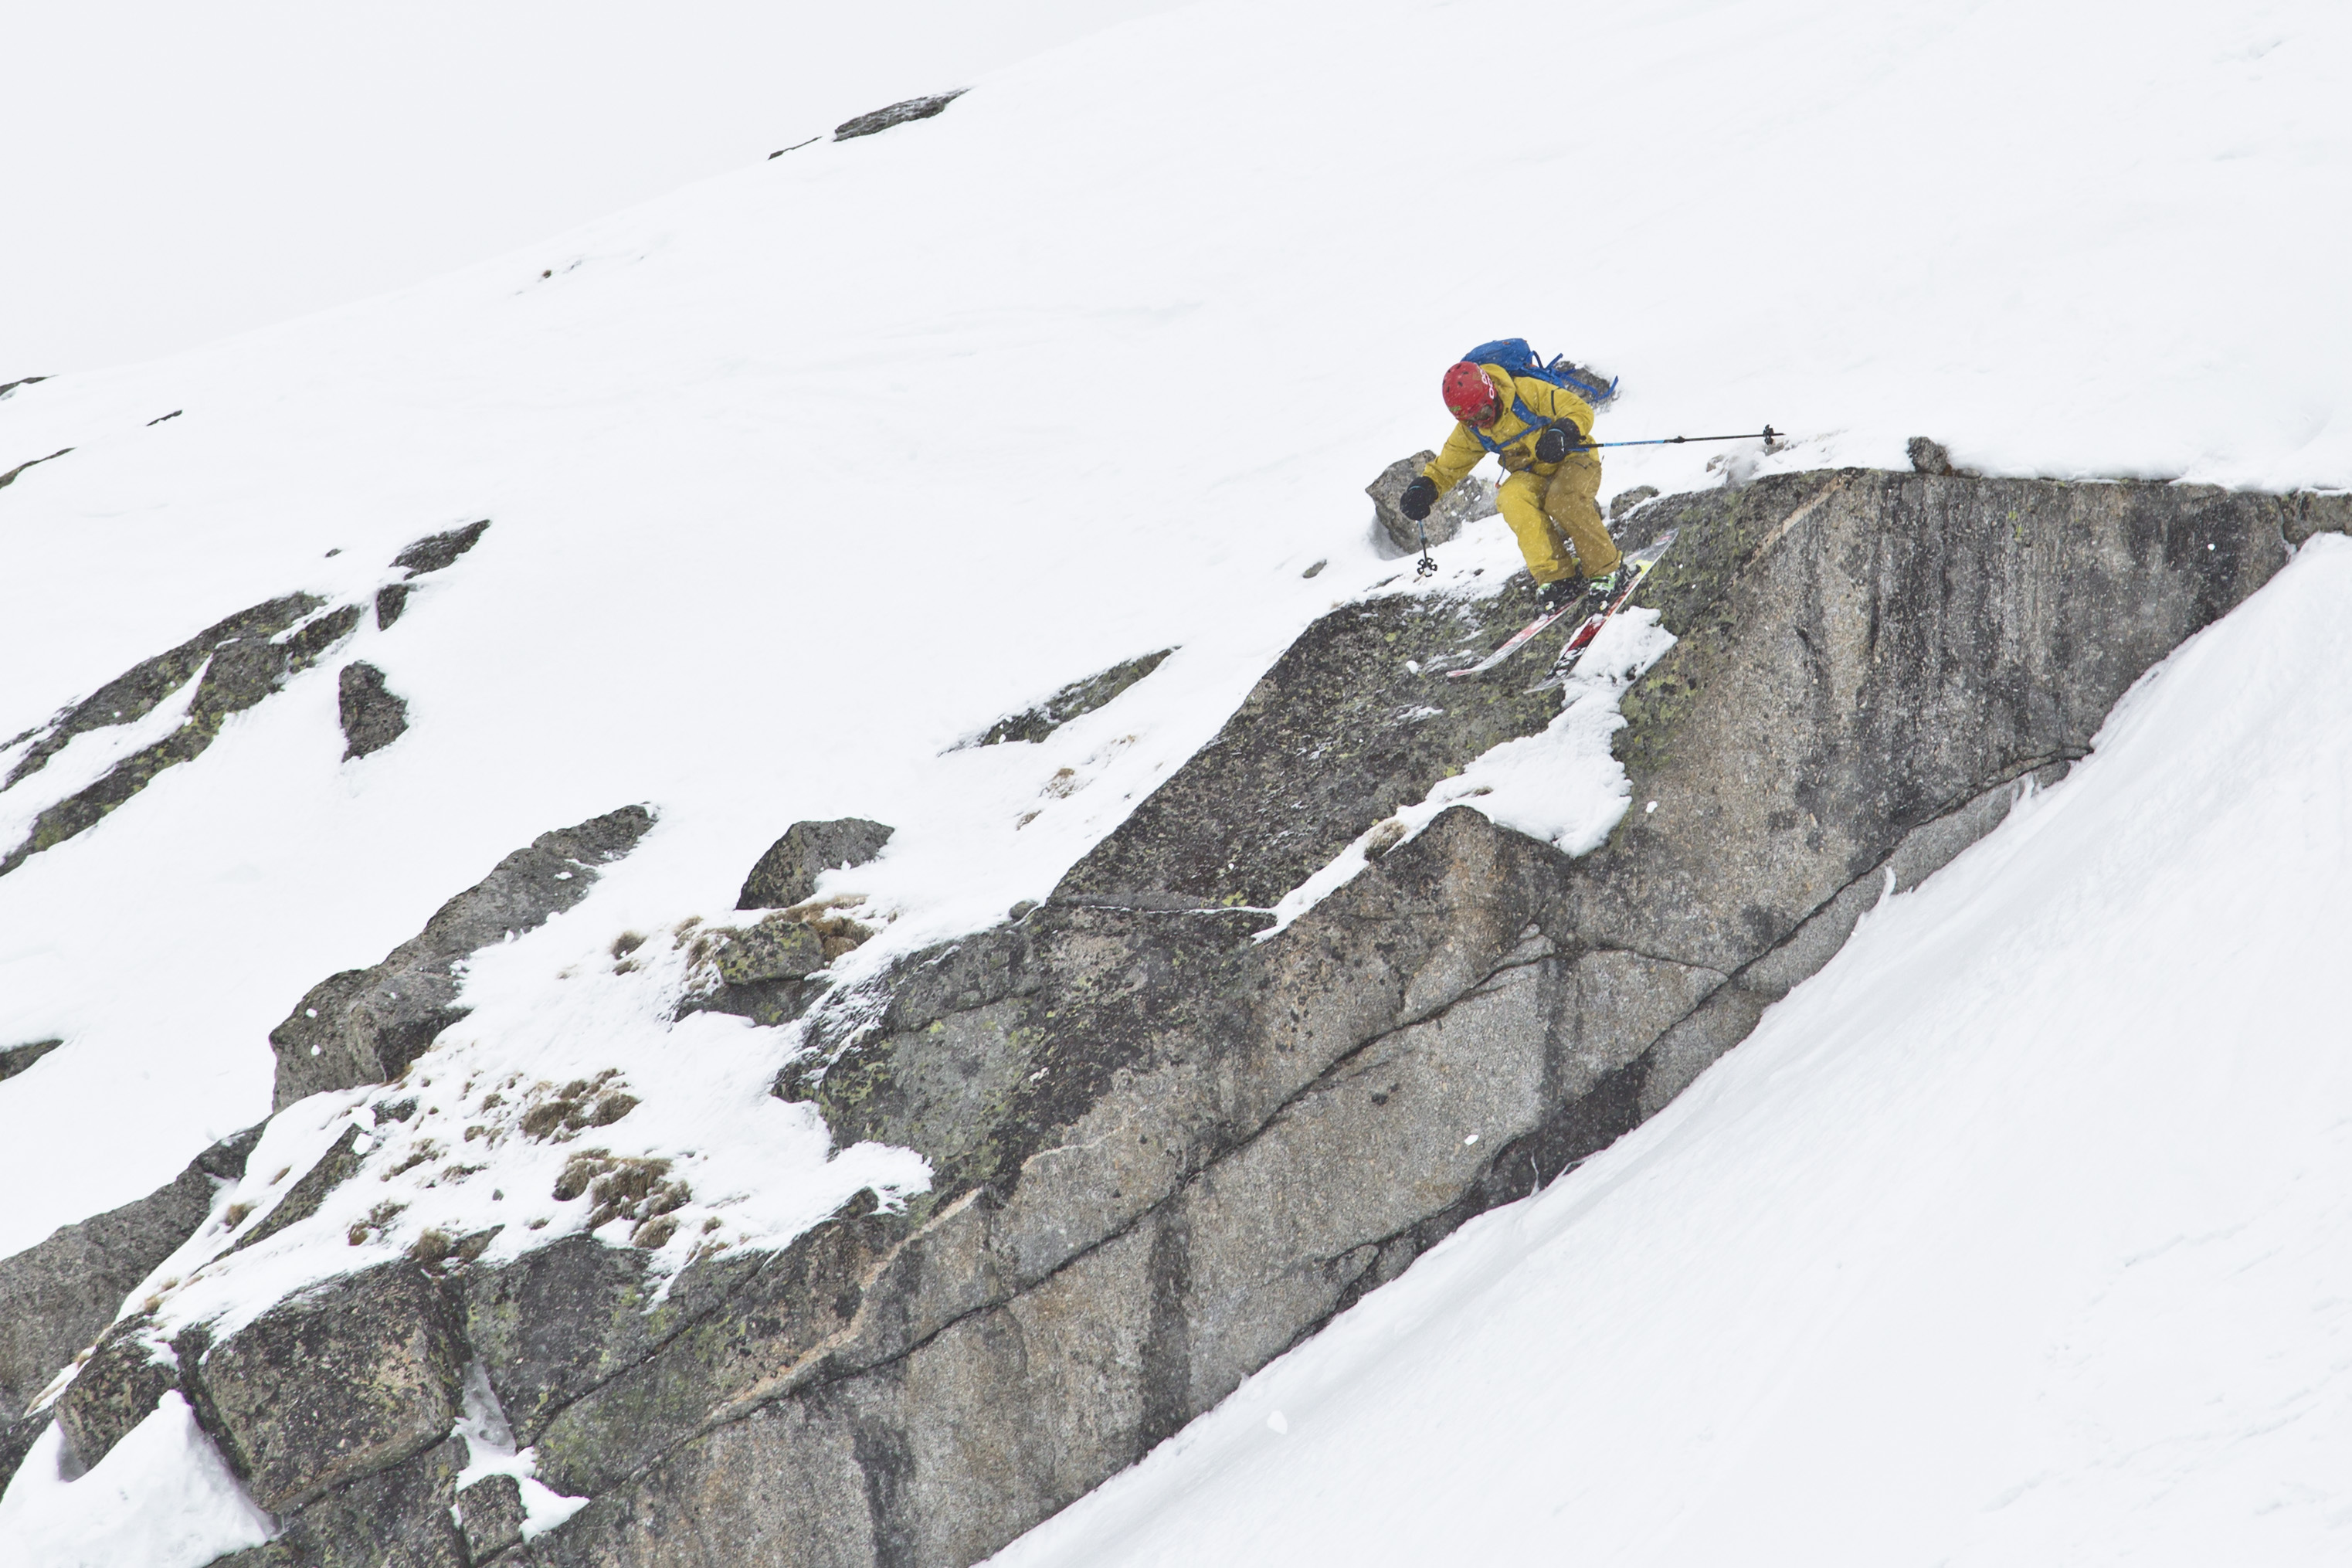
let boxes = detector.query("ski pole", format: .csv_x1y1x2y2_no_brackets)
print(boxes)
1562,425,1780,454
1414,517,1437,579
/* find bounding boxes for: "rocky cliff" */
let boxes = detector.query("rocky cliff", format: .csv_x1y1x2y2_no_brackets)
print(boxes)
6,467,2345,1567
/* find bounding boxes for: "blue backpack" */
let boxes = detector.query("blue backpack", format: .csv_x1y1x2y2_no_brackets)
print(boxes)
1459,338,1619,455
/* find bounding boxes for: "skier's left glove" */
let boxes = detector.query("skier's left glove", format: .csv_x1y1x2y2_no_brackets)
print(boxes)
1399,475,1437,521
1534,424,1581,463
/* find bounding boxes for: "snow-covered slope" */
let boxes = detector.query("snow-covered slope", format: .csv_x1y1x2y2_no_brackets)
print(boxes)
2,0,2348,1559
993,533,2352,1568
5,0,2344,1258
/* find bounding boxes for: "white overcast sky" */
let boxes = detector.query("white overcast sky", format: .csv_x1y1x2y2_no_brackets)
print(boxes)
3,1,1186,377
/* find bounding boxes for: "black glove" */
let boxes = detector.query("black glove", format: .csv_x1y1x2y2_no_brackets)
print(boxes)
1535,424,1582,463
1399,475,1437,521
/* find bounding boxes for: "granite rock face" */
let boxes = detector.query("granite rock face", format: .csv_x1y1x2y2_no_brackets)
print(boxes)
456,1471,530,1560
182,1261,465,1513
0,1124,261,1427
1054,568,1561,908
216,1435,470,1568
483,472,2338,1567
269,804,656,1108
22,470,2345,1567
54,1315,183,1471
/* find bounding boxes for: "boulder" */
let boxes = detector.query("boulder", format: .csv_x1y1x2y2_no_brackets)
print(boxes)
270,804,656,1107
1366,450,1498,555
1608,484,1659,521
182,1261,464,1513
1906,434,1959,474
338,661,409,759
735,818,894,911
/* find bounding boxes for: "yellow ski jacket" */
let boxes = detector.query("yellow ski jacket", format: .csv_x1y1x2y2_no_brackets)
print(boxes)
1420,365,1599,495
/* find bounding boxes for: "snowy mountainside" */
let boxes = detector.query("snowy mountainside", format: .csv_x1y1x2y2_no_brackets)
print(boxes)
2,0,2346,1246
0,0,2348,1563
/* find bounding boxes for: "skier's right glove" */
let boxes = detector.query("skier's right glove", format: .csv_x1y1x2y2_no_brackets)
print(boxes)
1534,424,1581,463
1399,476,1437,521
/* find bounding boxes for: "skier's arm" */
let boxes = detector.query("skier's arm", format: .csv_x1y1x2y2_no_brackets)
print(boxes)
1420,424,1488,495
1521,379,1598,446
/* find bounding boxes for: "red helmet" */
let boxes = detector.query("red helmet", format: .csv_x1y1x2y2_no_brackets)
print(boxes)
1441,361,1499,426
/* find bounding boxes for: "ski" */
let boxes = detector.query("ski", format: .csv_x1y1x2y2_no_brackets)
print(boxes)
1523,528,1678,693
1444,596,1594,680
1444,528,1678,681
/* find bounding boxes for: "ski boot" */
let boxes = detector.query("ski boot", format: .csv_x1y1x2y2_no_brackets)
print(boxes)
1583,562,1631,603
1535,576,1582,613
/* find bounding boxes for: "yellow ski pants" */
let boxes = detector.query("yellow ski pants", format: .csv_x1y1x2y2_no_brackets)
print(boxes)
1497,449,1621,584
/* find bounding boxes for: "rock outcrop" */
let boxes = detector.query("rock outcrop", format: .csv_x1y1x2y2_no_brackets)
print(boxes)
962,650,1174,748
735,818,896,910
0,519,493,880
1,596,365,877
0,1125,262,1424
182,1261,467,1513
374,519,491,630
0,446,70,491
337,660,410,759
20,469,2348,1568
834,90,968,142
0,1036,63,1082
443,470,2342,1566
270,805,657,1108
2,590,327,789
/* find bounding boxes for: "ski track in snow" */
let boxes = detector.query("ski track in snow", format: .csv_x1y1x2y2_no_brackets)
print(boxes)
2,0,2350,1556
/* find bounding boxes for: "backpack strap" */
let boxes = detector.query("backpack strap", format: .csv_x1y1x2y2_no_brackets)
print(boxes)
1472,395,1555,455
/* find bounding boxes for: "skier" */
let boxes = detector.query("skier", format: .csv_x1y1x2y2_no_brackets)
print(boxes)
1398,355,1624,606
